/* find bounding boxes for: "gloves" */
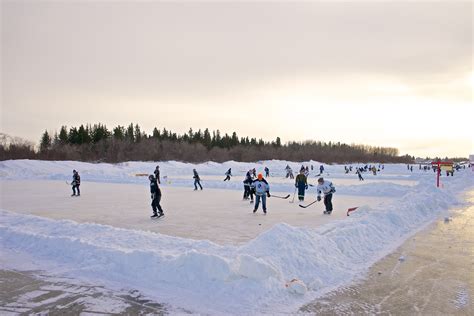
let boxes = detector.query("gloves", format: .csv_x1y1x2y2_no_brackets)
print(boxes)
305,185,308,190
317,195,321,202
151,193,156,199
267,192,271,198
331,188,336,193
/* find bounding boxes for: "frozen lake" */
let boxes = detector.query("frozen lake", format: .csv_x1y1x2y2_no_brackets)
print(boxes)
0,180,393,245
1,160,471,314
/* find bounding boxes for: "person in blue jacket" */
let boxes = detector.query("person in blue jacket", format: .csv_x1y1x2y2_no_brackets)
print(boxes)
251,174,271,214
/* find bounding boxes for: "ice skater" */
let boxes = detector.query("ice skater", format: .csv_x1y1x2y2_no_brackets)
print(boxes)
285,165,294,179
193,169,203,190
295,169,308,201
71,169,81,196
316,177,336,214
149,174,164,218
243,170,254,202
264,166,270,177
154,165,161,184
251,173,271,214
224,168,232,181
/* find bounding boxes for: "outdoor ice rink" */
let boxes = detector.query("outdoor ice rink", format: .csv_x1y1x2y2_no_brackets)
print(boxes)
1,160,472,314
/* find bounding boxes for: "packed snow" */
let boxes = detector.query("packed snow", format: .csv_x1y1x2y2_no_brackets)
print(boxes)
0,159,472,314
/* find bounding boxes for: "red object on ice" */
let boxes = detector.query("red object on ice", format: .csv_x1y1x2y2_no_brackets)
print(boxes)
346,207,358,216
431,160,453,188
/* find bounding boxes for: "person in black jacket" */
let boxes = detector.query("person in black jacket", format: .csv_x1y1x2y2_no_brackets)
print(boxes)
154,165,161,184
71,170,81,196
193,169,203,190
243,170,254,202
224,168,232,181
149,175,164,218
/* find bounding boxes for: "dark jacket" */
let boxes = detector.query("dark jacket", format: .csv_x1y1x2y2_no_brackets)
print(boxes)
295,174,307,186
150,179,161,196
154,168,160,183
72,173,81,185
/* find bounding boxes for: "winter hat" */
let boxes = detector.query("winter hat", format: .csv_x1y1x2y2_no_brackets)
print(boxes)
258,173,263,180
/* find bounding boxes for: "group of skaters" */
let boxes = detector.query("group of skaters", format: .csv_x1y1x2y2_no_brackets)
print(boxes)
285,164,324,179
414,163,465,176
152,164,335,216
345,164,385,181
69,164,337,218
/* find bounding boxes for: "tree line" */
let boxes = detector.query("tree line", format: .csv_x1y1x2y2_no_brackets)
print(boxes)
1,123,414,163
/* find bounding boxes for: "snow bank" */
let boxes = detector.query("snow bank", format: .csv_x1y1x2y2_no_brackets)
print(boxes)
1,164,472,314
0,159,418,197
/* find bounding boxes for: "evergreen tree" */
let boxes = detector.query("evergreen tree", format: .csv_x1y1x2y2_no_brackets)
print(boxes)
39,130,52,152
231,132,239,147
68,127,80,144
134,124,142,142
113,126,125,140
91,123,110,143
77,124,90,144
203,128,212,148
162,128,169,139
152,127,161,139
125,123,135,142
275,137,281,147
58,126,68,145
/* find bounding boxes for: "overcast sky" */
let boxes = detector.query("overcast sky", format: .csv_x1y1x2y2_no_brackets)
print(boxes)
1,1,472,157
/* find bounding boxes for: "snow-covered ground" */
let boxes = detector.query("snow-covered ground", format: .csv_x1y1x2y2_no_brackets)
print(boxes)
0,159,473,314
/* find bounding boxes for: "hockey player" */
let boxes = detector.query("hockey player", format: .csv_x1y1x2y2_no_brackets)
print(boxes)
243,170,254,202
285,165,294,179
224,168,232,181
295,169,308,201
319,165,324,175
264,166,270,177
251,173,271,214
149,175,164,218
193,169,203,190
356,169,364,181
154,165,161,184
316,177,335,214
71,170,81,196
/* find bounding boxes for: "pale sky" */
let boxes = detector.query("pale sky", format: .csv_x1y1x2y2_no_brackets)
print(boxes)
1,1,473,157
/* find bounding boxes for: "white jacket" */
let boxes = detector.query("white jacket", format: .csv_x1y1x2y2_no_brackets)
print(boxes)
317,180,335,196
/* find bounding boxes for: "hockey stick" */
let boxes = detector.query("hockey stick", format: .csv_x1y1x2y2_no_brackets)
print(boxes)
270,194,290,199
289,187,297,203
299,200,319,208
